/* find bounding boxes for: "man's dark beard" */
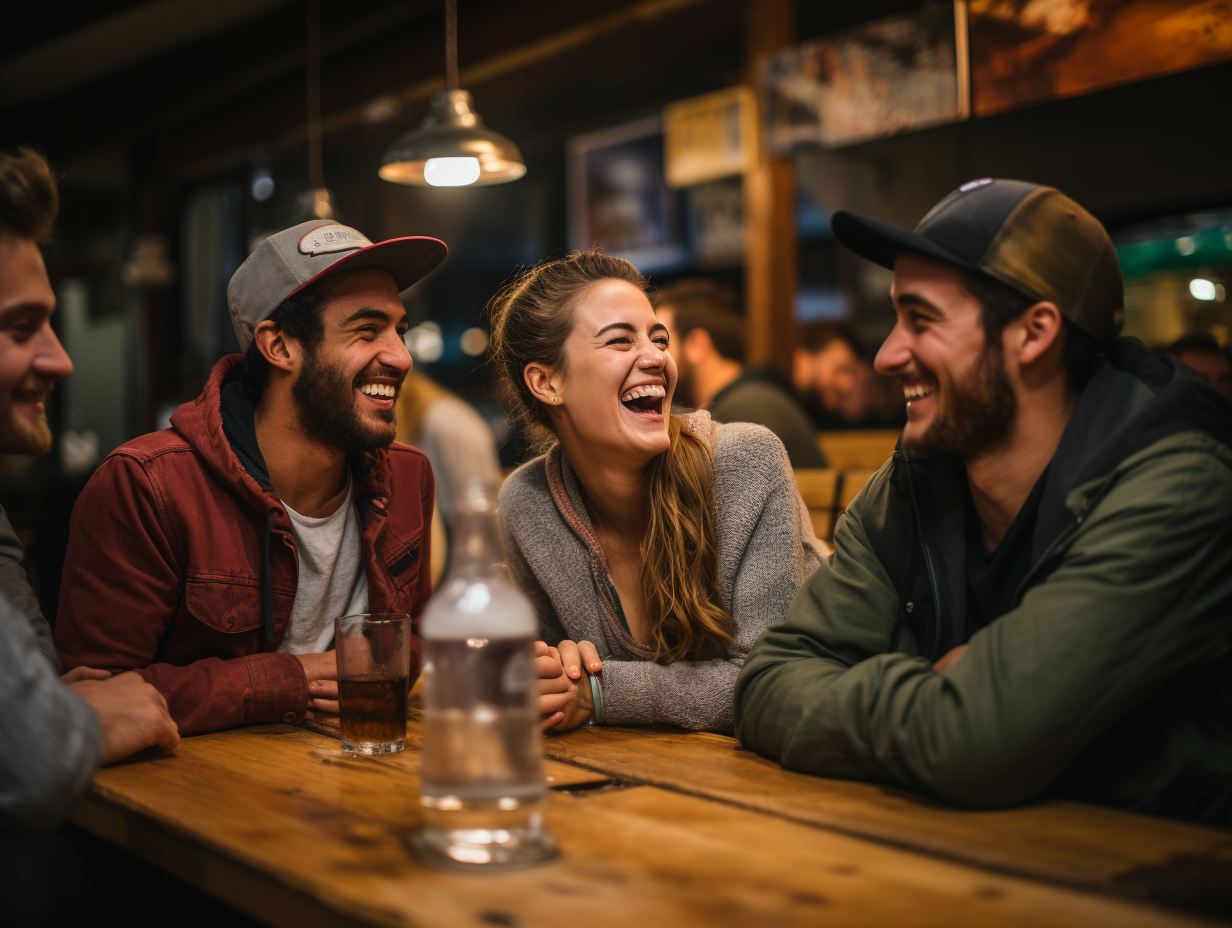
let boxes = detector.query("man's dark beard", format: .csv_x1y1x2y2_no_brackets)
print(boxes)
291,349,399,453
907,339,1016,459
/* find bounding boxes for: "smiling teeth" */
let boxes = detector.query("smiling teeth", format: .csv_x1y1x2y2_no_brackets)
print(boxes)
621,384,666,402
359,383,396,398
903,383,933,400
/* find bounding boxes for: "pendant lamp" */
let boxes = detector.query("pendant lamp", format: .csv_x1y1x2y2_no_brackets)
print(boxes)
379,0,526,187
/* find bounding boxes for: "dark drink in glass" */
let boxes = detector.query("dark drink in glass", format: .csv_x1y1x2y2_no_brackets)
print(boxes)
339,673,409,749
335,613,411,755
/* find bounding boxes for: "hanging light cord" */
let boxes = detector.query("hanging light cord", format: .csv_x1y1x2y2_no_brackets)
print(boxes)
444,0,459,92
306,0,324,191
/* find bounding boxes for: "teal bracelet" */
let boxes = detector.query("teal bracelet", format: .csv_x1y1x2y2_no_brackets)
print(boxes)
588,672,604,725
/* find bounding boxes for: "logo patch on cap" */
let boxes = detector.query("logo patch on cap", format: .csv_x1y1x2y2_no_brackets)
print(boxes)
298,222,372,256
959,177,994,193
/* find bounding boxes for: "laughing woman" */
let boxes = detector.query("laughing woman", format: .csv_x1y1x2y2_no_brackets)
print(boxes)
491,251,826,733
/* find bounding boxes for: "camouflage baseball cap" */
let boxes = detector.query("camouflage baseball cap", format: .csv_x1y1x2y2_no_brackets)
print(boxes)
831,179,1123,342
227,220,447,353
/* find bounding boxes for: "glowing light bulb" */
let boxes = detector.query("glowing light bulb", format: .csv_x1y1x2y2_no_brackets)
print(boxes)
251,167,274,202
424,157,481,187
459,327,489,356
1190,278,1218,301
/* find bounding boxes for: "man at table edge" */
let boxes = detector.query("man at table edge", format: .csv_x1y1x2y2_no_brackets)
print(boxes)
735,178,1232,828
0,149,179,835
54,216,446,735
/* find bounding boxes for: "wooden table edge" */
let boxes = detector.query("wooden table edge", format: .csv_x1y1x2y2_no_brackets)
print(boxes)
70,787,376,928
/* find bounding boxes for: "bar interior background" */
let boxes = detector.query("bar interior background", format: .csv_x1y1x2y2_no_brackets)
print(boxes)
2,0,1231,620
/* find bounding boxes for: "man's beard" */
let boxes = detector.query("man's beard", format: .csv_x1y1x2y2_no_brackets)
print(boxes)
291,350,400,453
907,340,1016,459
0,411,52,457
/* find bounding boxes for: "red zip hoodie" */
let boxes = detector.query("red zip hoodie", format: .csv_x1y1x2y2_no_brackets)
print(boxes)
54,355,433,735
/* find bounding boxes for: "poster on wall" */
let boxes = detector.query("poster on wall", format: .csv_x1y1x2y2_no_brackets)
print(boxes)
970,0,1232,117
567,116,687,272
663,86,757,188
764,0,968,152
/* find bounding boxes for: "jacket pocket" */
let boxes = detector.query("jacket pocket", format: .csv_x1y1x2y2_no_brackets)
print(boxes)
185,575,264,633
383,530,422,592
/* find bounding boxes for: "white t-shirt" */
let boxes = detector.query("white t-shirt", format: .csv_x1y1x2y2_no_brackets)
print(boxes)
277,479,369,654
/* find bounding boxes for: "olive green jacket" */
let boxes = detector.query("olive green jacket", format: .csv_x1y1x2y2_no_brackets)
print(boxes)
735,340,1232,827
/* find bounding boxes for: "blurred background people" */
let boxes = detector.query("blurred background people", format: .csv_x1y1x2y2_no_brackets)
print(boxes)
793,321,904,429
396,369,501,581
657,279,825,468
1160,333,1232,402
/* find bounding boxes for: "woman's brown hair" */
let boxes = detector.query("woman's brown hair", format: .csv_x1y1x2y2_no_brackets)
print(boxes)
488,250,735,662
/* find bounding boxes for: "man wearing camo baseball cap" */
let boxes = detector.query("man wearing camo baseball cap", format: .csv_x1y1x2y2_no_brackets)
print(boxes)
737,179,1232,827
56,220,447,735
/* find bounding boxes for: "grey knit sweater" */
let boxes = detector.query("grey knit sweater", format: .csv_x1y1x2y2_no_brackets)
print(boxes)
500,411,826,732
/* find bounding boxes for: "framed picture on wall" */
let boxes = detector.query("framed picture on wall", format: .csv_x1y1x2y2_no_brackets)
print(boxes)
764,0,969,152
969,0,1232,117
567,116,687,272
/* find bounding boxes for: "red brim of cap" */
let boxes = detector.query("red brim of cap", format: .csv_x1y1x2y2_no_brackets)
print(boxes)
289,235,448,298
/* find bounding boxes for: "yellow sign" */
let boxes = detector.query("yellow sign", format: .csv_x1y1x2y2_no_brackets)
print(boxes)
663,86,757,189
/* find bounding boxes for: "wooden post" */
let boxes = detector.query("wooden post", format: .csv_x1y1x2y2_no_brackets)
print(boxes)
742,0,796,372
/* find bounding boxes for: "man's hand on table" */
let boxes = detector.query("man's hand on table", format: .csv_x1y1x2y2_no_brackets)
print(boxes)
68,670,181,764
295,651,339,713
535,639,601,732
60,666,114,684
933,644,968,674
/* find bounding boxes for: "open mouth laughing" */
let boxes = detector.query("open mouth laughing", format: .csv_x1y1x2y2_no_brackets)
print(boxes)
356,378,399,408
12,385,50,415
620,382,666,420
902,380,936,405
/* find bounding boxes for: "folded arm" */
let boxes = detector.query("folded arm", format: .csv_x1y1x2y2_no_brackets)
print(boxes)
603,449,824,733
736,447,1232,806
0,594,102,835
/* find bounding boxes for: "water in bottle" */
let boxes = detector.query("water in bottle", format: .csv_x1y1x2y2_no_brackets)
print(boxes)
409,480,558,869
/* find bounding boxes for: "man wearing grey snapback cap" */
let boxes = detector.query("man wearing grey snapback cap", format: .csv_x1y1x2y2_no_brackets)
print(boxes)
55,220,447,735
736,180,1232,826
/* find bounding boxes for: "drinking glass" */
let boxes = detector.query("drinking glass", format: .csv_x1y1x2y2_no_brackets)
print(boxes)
335,613,411,755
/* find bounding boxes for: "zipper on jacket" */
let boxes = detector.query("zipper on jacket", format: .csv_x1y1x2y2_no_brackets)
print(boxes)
1013,483,1105,606
900,451,943,658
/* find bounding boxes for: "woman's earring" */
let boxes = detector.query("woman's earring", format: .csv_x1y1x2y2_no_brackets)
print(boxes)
552,396,561,404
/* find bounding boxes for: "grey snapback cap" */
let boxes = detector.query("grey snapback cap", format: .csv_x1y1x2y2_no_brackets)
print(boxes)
227,219,448,353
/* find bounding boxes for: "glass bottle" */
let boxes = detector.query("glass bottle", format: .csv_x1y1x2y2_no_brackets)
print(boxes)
409,479,558,869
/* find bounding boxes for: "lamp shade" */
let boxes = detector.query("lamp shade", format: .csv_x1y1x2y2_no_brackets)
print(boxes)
380,90,525,187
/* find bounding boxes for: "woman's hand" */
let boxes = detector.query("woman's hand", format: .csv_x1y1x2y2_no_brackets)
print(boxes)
535,640,574,729
542,639,601,733
557,639,602,681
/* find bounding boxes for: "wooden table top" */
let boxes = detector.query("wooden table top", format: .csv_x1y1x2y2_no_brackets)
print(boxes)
71,701,1232,928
